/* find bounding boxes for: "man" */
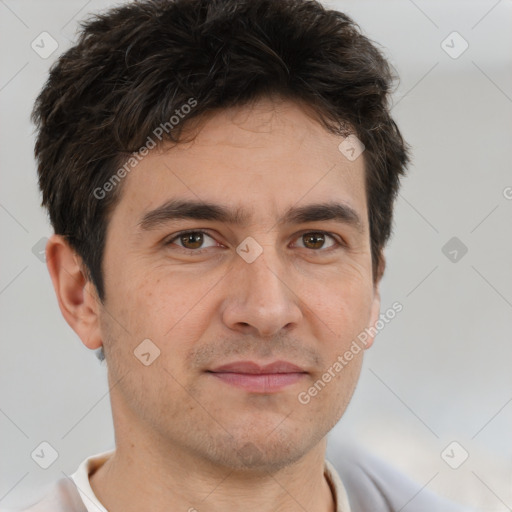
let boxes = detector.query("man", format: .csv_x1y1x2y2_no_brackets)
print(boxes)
16,0,473,510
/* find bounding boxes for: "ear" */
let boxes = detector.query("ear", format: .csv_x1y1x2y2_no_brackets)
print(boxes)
363,251,386,350
45,234,103,351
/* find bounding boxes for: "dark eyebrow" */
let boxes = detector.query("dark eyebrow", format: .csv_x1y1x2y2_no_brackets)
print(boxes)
138,199,250,231
279,202,364,233
137,199,364,234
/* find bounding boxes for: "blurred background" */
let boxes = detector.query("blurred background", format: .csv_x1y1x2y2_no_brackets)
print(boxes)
1,0,511,510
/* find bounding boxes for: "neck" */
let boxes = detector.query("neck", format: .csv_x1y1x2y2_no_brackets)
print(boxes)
90,434,335,512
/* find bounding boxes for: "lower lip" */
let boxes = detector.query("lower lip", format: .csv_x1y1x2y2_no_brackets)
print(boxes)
208,372,306,393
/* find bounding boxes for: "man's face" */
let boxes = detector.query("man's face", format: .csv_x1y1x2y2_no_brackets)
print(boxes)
98,97,381,472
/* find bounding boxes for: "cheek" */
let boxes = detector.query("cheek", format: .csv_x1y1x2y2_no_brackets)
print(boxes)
111,265,177,315
309,270,374,340
115,272,219,355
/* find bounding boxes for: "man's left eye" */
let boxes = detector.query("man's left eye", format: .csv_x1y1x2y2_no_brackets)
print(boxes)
295,232,338,250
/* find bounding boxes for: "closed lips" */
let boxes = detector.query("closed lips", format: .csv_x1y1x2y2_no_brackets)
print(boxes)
207,361,308,393
208,360,307,374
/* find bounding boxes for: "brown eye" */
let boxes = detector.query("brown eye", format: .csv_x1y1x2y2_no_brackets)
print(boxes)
296,232,338,251
302,232,326,249
166,231,218,251
179,232,204,249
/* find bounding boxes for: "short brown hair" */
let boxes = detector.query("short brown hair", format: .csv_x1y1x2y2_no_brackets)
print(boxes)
32,0,409,302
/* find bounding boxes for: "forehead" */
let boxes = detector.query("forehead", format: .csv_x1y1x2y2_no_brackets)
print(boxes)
111,98,367,229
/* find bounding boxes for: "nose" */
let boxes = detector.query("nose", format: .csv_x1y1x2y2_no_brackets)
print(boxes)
221,250,303,338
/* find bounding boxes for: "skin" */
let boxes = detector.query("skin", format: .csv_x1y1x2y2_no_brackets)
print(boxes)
46,96,383,512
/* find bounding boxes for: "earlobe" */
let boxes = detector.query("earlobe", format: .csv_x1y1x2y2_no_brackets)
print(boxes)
45,234,103,351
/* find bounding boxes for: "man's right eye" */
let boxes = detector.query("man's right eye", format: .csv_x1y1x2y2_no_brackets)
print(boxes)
165,230,219,252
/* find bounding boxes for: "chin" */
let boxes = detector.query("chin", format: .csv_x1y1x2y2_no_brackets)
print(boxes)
199,421,327,474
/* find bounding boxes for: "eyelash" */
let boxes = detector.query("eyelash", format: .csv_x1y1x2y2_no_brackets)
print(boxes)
164,229,345,255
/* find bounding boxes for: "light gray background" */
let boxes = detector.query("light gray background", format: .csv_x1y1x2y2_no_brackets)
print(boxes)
1,0,511,510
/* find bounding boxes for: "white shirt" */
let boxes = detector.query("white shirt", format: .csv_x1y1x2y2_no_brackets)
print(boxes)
12,442,472,511
70,451,111,512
